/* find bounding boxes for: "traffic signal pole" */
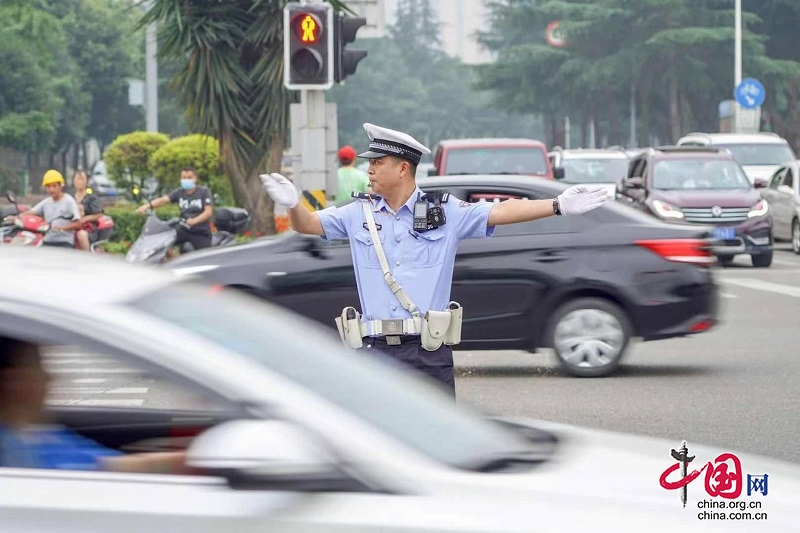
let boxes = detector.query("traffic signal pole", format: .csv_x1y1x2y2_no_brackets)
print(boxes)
290,89,338,209
284,1,368,207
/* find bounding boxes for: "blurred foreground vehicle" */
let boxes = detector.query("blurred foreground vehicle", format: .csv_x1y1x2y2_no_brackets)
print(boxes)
617,147,773,267
676,132,795,184
429,138,555,179
169,175,719,377
760,159,800,254
0,247,794,532
548,147,630,197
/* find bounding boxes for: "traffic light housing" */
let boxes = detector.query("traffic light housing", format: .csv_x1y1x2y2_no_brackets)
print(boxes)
334,13,368,83
284,3,334,90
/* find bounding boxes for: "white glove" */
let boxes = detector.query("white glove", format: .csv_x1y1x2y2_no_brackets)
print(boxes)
557,185,608,216
260,173,299,208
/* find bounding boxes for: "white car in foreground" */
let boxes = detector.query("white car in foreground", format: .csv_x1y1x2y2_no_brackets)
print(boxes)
0,247,797,532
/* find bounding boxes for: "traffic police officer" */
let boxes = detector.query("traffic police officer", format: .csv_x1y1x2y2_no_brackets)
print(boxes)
262,123,607,396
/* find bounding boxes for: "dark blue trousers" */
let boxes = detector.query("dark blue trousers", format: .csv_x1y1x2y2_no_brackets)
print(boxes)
363,335,455,397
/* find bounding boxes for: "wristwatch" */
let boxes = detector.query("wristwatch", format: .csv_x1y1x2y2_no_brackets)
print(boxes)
552,198,562,216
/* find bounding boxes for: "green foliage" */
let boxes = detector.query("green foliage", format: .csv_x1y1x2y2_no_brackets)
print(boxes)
0,0,144,155
104,131,170,193
0,166,23,196
149,134,233,204
142,0,349,234
329,0,543,156
476,0,800,147
104,202,180,245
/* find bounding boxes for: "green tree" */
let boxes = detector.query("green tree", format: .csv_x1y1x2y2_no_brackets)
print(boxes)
745,0,800,149
149,134,233,204
59,0,145,152
141,0,348,233
477,0,775,147
104,130,169,194
0,2,66,151
330,0,543,157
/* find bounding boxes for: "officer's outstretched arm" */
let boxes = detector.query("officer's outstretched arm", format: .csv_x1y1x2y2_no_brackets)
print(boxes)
288,204,324,235
487,185,607,226
261,173,324,236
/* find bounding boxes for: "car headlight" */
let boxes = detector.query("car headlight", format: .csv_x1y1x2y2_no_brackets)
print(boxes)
748,199,769,218
652,200,684,219
170,265,220,277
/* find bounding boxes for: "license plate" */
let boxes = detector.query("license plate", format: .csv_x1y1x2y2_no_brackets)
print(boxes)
714,227,736,240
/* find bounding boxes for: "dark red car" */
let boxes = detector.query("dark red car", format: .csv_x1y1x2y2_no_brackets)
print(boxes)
429,138,555,179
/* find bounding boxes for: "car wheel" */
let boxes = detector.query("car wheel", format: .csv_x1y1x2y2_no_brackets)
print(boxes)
718,254,734,266
751,251,773,268
546,298,632,377
793,219,800,255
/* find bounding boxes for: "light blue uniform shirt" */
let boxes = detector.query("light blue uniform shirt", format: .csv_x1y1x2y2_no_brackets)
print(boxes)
317,187,495,324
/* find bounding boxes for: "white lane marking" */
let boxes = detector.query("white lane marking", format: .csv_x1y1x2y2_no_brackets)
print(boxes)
50,387,149,395
772,258,800,267
716,268,800,275
720,278,800,298
47,368,140,374
71,378,107,384
721,292,739,299
46,399,144,407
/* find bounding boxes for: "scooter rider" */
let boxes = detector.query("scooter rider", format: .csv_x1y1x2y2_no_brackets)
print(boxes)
262,123,607,396
135,166,213,255
3,170,82,248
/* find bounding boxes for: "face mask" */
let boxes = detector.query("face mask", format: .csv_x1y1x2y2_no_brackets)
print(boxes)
181,179,195,190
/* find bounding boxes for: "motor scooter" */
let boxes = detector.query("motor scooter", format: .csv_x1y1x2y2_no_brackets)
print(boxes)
125,200,249,263
1,191,112,252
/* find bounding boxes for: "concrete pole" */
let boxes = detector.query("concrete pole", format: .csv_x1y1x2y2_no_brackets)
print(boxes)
145,3,158,132
734,0,742,88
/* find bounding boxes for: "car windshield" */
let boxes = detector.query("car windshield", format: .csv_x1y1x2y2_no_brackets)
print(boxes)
561,158,629,184
652,158,752,190
128,283,538,470
446,147,549,176
715,143,795,166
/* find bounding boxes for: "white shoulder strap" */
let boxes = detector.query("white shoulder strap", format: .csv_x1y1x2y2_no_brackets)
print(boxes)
361,201,421,320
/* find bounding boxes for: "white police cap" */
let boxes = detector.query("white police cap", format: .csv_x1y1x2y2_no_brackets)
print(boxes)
357,123,431,165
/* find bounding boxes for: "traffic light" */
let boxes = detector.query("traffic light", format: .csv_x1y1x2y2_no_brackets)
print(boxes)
334,13,368,83
283,3,334,90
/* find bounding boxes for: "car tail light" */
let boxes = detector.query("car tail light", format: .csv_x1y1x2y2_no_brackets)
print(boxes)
635,239,716,266
690,319,714,332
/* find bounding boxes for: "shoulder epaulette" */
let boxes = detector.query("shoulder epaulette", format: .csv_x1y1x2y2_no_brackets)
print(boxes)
420,191,449,203
352,192,382,201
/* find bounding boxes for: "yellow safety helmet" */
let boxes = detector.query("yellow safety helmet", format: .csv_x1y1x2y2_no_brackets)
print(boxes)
42,169,65,187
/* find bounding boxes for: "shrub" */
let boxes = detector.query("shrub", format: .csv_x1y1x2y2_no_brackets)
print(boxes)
105,131,169,194
149,134,233,204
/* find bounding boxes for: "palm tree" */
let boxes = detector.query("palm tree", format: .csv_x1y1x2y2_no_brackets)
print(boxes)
141,0,346,233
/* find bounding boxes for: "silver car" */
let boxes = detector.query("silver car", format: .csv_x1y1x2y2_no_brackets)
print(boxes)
0,247,798,532
761,160,800,253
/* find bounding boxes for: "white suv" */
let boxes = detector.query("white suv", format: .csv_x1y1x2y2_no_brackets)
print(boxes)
676,132,796,184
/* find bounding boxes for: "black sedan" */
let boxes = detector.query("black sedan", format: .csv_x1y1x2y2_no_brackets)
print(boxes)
167,175,719,377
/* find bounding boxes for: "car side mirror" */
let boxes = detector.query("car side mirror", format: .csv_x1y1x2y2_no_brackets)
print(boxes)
186,420,368,492
624,177,645,189
553,167,565,180
754,179,767,189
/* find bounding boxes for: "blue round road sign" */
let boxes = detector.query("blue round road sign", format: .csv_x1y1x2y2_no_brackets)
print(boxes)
735,78,765,109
